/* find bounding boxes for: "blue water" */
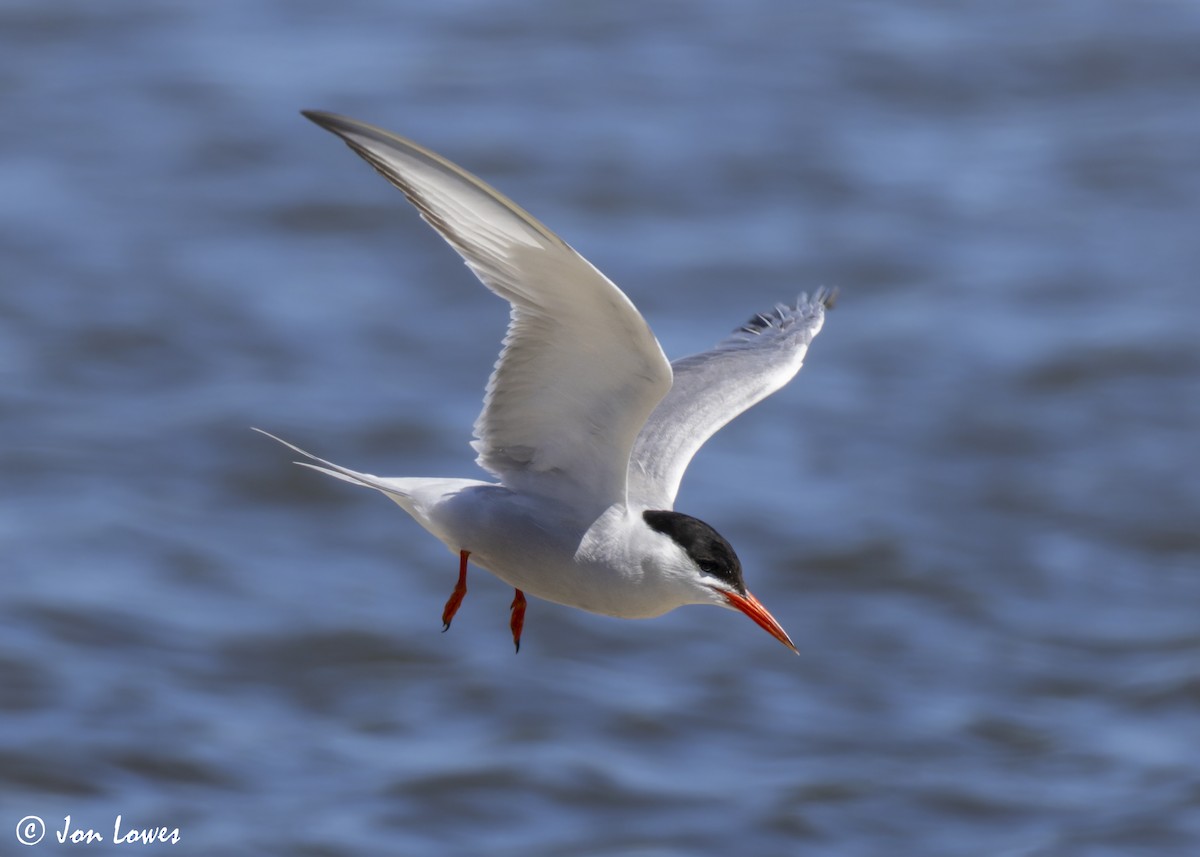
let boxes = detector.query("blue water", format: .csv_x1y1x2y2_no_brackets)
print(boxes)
3,2,1199,855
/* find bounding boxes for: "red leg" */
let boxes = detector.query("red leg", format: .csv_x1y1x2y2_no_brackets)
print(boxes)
509,589,526,653
442,550,469,631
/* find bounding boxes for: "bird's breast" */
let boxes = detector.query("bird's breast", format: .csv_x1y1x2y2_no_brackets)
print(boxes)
441,497,678,618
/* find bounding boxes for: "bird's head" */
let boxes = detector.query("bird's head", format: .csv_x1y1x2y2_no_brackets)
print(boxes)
642,510,797,653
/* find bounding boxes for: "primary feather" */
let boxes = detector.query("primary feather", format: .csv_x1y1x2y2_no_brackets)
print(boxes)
627,289,836,510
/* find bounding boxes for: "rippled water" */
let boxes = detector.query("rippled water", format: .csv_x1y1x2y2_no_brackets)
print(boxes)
3,2,1199,855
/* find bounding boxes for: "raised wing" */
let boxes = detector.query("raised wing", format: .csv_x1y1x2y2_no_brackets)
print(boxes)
303,112,672,517
627,290,835,510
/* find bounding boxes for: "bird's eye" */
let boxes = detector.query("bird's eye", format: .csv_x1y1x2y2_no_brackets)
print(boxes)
697,560,720,575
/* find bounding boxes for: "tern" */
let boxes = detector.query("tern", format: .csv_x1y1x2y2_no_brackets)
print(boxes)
260,110,834,654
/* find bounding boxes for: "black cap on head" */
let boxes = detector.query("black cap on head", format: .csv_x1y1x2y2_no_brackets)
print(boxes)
643,510,745,595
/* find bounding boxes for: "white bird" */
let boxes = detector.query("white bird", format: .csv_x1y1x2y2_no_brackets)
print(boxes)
260,110,834,654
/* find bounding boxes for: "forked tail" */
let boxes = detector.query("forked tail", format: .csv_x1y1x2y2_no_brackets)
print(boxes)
252,428,413,501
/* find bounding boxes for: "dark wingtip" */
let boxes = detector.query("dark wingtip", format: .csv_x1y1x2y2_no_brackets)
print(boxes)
737,288,839,336
816,286,839,311
300,110,352,136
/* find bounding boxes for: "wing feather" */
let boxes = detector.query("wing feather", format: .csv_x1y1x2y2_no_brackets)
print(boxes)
303,112,672,516
627,289,835,510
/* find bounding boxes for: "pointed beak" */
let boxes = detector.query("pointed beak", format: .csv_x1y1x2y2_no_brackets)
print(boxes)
718,588,798,653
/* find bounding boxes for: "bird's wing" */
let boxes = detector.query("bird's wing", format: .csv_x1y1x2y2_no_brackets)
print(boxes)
304,112,672,516
627,290,835,510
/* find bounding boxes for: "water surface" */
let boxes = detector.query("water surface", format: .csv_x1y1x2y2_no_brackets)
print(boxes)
3,2,1198,855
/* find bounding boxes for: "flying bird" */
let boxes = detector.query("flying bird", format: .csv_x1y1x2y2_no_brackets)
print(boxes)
260,110,834,654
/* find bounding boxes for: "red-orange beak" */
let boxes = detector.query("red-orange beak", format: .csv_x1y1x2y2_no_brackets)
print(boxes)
718,588,798,653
